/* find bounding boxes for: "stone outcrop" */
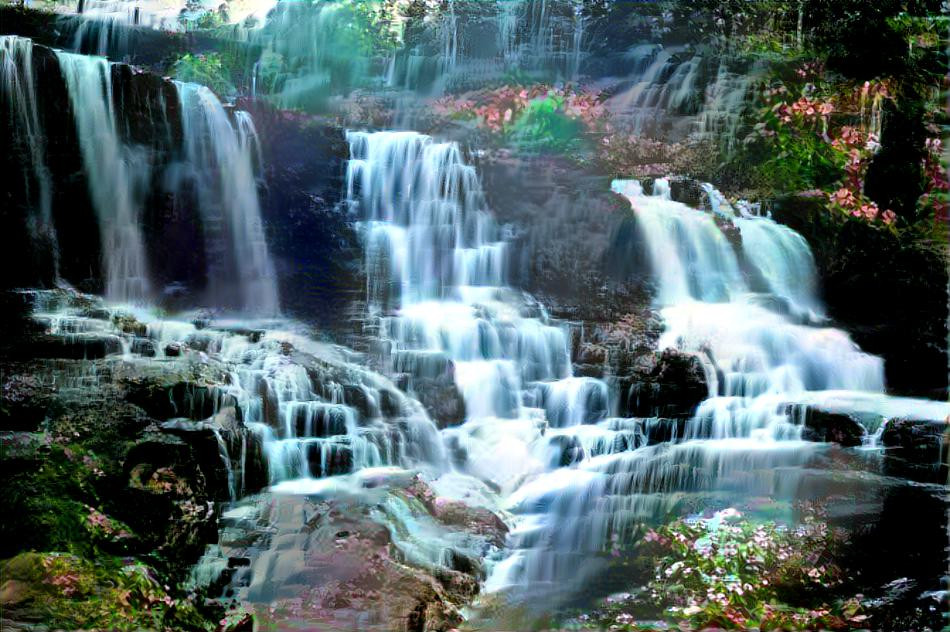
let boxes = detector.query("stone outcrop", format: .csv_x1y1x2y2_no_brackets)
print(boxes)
191,473,507,632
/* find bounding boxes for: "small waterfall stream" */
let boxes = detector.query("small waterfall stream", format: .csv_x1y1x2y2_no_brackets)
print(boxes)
176,82,280,315
1,36,58,275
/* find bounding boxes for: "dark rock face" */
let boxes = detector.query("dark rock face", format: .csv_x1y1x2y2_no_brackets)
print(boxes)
408,374,467,428
247,105,362,334
881,417,948,478
617,349,709,418
479,154,649,323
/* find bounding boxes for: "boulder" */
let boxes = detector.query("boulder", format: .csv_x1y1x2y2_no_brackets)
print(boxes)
800,407,866,447
617,348,709,419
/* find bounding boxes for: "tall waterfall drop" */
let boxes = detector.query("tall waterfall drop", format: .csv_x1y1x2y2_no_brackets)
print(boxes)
57,50,152,303
176,83,280,316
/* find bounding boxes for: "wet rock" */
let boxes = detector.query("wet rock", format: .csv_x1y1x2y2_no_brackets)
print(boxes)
79,307,112,320
305,440,354,477
618,349,708,419
130,337,156,357
123,377,239,421
113,312,147,336
159,407,258,500
800,407,866,447
200,489,485,632
668,176,705,208
881,418,948,468
30,333,123,360
546,434,585,467
164,342,182,357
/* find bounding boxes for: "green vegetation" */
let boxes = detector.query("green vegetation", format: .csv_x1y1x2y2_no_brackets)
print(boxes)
172,53,236,97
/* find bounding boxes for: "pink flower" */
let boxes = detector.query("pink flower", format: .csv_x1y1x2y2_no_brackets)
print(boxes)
882,209,897,225
830,188,855,207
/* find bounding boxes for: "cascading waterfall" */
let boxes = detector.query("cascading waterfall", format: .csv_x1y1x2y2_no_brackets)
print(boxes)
388,0,586,95
176,82,280,315
6,35,278,313
346,130,630,599
1,36,59,276
613,178,898,439
470,176,950,604
57,50,152,303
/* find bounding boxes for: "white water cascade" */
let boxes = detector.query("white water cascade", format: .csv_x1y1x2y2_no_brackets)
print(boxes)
466,177,950,605
57,49,152,303
611,179,937,440
176,82,280,316
347,129,612,481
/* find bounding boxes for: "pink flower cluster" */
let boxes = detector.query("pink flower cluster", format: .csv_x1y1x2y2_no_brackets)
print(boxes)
775,96,833,124
829,188,896,224
795,60,825,79
433,84,605,133
921,137,948,219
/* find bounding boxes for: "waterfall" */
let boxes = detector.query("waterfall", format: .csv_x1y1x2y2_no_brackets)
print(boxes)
176,82,280,316
345,130,604,430
1,36,59,277
346,130,624,599
612,178,941,443
57,50,151,303
606,47,761,147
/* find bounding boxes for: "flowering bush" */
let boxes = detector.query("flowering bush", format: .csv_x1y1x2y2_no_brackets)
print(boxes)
432,83,606,151
919,137,949,222
577,508,866,631
749,66,906,228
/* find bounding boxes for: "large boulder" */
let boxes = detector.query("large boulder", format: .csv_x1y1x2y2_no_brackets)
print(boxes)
193,473,506,632
616,348,709,419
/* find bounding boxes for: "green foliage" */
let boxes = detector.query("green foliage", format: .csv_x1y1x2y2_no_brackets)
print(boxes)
1,441,101,558
510,94,586,153
172,53,235,97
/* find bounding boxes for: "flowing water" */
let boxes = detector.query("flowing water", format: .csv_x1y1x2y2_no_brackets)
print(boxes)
4,6,949,626
5,37,279,314
57,49,153,303
175,82,280,315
